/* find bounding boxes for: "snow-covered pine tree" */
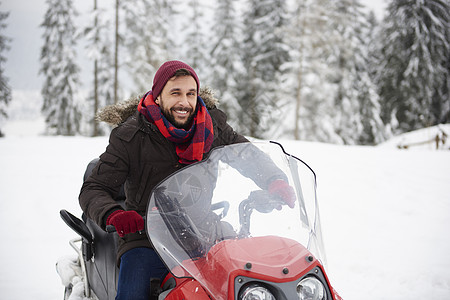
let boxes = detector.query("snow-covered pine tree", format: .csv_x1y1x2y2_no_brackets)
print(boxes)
0,5,11,137
84,0,114,136
366,11,381,86
355,8,387,145
238,0,290,139
437,40,450,125
122,0,177,92
182,0,210,76
40,0,81,136
326,0,383,145
207,0,242,128
376,0,450,133
427,0,450,126
281,0,339,142
113,0,119,103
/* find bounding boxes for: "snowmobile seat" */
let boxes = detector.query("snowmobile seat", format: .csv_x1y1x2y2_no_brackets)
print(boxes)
60,158,127,300
81,157,124,300
84,217,119,300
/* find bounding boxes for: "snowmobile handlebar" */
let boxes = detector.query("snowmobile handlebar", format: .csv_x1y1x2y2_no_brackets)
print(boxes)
105,225,115,233
105,201,230,234
105,191,283,237
238,190,286,237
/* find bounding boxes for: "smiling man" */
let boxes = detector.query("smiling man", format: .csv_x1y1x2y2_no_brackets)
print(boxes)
79,60,249,300
79,60,295,300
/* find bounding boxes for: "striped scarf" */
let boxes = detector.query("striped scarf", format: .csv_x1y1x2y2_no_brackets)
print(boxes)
137,91,214,164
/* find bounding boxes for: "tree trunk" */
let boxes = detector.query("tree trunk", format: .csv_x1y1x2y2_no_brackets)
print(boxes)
114,0,119,104
92,0,99,136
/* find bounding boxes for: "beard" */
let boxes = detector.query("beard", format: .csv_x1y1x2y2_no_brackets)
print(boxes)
161,106,196,130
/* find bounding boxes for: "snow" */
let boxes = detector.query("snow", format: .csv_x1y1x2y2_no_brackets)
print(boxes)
1,125,450,299
56,254,91,300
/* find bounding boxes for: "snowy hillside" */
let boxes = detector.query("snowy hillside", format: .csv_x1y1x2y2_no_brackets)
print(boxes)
0,128,449,299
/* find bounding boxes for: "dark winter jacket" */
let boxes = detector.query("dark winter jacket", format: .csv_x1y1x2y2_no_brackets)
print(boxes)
79,88,248,261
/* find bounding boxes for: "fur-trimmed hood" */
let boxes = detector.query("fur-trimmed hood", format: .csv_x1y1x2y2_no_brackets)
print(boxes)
96,87,219,126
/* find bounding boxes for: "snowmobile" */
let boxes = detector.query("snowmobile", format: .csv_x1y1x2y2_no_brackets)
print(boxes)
57,141,342,300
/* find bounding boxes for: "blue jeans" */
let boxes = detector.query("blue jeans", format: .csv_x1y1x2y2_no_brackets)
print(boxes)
116,247,169,300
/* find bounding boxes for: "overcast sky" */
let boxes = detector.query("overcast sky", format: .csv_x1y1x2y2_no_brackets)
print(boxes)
2,0,388,92
4,0,45,90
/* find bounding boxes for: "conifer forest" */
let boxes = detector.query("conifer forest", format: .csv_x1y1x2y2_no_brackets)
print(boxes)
0,0,449,143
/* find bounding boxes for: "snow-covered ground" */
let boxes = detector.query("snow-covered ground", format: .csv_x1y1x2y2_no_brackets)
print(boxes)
0,124,449,299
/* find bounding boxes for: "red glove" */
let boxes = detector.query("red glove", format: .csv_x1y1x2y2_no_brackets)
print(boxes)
106,210,144,237
268,180,296,208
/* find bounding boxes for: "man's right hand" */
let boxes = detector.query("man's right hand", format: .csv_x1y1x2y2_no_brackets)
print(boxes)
268,179,296,208
106,210,144,237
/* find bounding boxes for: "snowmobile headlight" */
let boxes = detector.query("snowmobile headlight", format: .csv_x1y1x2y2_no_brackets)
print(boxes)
296,276,326,300
239,284,275,300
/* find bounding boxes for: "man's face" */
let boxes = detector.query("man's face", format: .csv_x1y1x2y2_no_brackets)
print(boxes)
155,75,198,129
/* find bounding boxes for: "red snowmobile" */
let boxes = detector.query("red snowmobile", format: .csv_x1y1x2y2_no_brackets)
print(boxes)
58,141,342,300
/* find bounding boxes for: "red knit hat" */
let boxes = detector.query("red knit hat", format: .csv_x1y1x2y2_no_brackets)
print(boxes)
151,60,200,98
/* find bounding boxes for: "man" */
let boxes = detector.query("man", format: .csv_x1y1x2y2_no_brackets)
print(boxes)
79,60,294,300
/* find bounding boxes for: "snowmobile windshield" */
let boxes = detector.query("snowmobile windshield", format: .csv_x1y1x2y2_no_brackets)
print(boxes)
146,141,327,289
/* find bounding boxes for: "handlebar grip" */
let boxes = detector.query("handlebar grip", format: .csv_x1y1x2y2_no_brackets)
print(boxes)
106,225,116,233
105,216,146,234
